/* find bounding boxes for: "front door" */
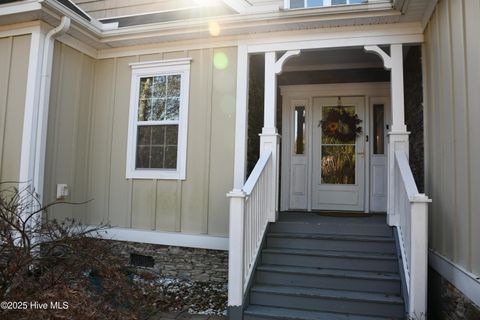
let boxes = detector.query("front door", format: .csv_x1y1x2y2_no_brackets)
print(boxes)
311,96,365,211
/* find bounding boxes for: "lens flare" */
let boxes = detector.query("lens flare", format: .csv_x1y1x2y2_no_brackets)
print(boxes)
208,21,221,37
220,95,235,115
214,52,228,70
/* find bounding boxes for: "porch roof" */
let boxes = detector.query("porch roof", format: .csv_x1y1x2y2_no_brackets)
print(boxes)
0,0,433,55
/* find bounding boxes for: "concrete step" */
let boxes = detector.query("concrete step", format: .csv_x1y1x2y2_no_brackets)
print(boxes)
249,285,404,318
269,221,392,237
261,248,398,272
266,233,396,253
255,264,401,294
243,305,391,320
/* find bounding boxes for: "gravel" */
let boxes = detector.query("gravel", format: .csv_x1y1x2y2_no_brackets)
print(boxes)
134,271,227,316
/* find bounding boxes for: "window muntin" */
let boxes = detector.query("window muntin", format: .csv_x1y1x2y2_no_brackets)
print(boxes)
127,59,191,180
138,75,180,122
136,125,178,169
287,0,365,9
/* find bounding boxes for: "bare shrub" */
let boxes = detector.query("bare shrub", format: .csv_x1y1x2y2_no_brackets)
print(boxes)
0,184,159,320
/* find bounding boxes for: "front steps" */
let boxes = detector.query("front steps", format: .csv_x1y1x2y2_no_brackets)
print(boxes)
243,213,405,320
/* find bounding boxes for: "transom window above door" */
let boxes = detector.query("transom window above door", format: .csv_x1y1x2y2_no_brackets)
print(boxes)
126,58,191,180
286,0,365,9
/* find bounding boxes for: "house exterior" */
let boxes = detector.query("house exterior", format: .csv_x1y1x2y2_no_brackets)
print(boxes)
0,0,479,319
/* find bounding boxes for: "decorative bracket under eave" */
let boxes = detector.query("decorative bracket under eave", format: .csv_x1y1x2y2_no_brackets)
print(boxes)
364,45,392,70
274,50,301,75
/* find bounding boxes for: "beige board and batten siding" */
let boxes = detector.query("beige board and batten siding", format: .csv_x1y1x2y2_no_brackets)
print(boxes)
44,42,236,237
423,0,480,275
0,34,30,184
44,42,96,222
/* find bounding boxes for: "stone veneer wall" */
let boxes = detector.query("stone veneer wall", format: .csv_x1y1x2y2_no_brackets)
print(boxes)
428,268,480,320
110,240,228,283
404,45,425,193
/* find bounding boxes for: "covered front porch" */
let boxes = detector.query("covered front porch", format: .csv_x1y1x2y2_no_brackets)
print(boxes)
227,26,431,319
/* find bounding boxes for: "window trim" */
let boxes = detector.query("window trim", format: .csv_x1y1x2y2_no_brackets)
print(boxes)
126,58,191,180
284,0,365,9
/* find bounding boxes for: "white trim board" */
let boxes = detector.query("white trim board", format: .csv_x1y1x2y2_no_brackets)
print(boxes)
98,22,422,59
429,250,480,307
95,227,229,251
0,21,41,38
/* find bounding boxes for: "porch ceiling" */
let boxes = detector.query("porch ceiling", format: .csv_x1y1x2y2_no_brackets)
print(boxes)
281,48,385,72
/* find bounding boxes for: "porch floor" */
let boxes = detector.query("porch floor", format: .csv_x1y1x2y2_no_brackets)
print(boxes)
279,211,387,225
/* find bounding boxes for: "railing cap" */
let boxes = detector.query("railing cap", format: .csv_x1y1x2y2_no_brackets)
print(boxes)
411,193,432,203
227,189,246,198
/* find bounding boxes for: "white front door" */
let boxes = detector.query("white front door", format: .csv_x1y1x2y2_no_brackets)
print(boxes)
311,96,365,211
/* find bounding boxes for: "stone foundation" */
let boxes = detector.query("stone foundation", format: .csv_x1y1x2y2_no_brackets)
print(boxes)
110,240,228,283
428,268,480,320
404,45,425,193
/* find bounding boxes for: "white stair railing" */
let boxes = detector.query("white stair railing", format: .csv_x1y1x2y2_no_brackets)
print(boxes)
394,150,431,318
227,150,273,309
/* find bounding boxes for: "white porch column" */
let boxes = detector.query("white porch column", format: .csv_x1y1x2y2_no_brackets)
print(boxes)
228,45,249,320
233,45,249,190
260,50,300,222
364,44,409,226
260,52,279,222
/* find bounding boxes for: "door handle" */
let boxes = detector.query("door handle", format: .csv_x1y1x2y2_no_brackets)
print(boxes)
357,152,365,155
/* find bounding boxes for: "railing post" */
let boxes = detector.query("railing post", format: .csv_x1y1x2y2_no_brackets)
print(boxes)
388,132,409,226
408,195,430,318
260,133,279,222
227,189,246,320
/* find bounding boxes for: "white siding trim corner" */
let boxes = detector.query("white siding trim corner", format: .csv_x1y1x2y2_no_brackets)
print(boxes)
429,250,480,308
96,227,229,251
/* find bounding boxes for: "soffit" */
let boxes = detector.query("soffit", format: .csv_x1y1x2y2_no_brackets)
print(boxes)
0,0,432,50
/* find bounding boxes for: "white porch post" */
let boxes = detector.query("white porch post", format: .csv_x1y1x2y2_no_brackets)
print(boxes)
233,45,249,189
260,52,279,222
260,50,300,222
364,44,409,226
228,45,249,319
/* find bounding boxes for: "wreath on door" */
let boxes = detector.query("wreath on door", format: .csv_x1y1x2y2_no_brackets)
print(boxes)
320,107,362,143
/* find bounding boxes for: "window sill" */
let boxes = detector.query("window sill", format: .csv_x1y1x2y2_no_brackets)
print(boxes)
126,169,185,180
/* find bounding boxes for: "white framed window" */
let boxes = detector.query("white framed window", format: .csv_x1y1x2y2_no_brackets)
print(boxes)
285,0,365,9
126,58,191,180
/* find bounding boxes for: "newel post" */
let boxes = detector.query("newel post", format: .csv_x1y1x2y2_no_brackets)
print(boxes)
261,50,300,222
364,44,409,226
409,194,431,317
226,189,246,319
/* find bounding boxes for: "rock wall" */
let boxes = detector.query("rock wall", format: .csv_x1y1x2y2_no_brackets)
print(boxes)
428,268,480,320
404,45,425,193
110,240,228,283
